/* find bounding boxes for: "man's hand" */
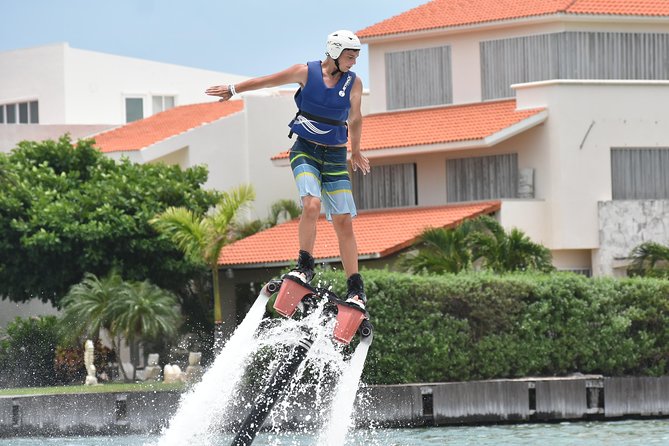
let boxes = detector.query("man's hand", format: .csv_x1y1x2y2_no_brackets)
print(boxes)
350,152,370,175
205,85,233,102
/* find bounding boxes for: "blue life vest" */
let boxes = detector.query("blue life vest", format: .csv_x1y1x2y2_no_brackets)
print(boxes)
288,60,355,146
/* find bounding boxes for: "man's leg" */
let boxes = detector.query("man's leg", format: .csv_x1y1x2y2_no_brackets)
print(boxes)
286,195,321,283
299,195,321,254
331,214,358,276
332,214,366,307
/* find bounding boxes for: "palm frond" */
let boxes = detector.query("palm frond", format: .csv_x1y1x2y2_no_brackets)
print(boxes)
150,207,208,263
629,242,669,276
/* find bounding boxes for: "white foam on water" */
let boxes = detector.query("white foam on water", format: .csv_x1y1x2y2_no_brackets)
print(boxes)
155,286,370,446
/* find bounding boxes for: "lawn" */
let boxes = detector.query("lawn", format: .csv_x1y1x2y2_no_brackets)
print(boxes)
0,381,185,397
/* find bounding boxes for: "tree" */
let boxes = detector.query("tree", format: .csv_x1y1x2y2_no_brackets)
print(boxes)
628,241,669,278
150,184,256,346
233,198,300,240
469,216,554,273
0,136,218,306
401,221,475,274
402,216,554,275
60,271,181,381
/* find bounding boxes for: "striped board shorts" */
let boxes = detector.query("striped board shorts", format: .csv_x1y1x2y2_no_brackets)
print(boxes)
289,136,357,220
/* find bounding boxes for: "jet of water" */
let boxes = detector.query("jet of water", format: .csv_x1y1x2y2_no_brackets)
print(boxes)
156,291,270,446
319,333,373,446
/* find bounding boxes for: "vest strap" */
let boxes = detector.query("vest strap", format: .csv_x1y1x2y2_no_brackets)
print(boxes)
288,110,347,138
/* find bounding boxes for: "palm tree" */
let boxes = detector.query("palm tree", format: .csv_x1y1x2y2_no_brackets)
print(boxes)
402,215,553,275
150,184,255,347
109,280,181,379
468,216,554,273
401,221,475,274
61,271,182,381
267,199,301,227
233,198,301,240
60,271,123,344
628,241,669,277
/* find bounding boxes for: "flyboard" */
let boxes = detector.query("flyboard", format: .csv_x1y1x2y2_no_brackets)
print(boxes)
231,275,373,446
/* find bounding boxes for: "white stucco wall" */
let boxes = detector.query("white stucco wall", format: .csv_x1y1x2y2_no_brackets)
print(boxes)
0,43,248,125
0,43,67,124
514,80,669,256
364,18,669,113
63,45,248,125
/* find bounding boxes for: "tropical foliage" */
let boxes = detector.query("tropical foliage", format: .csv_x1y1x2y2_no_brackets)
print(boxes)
0,136,218,306
402,215,554,274
60,271,182,381
233,198,301,239
150,184,256,343
628,241,669,278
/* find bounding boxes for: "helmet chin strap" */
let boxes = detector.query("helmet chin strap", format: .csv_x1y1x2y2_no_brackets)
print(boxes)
330,58,341,76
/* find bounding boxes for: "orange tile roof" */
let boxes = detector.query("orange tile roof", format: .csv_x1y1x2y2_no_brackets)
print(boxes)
358,0,669,38
273,99,544,160
218,202,501,267
94,101,244,153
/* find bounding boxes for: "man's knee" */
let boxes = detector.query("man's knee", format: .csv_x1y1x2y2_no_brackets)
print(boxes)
301,196,321,219
332,214,354,236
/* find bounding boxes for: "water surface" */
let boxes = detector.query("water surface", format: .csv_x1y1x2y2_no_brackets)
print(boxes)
1,419,667,445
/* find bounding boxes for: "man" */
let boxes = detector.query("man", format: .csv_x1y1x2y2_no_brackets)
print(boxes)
206,30,370,308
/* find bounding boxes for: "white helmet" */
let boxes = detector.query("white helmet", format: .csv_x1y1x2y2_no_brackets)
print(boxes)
326,30,361,60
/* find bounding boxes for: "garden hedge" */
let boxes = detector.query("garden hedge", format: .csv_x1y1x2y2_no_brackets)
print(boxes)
311,269,669,385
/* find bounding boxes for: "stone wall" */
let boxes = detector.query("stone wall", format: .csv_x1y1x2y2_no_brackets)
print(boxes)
596,200,669,276
1,377,668,437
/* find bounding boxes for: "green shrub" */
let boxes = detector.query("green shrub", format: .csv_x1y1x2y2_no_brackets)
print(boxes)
309,269,669,385
0,316,61,388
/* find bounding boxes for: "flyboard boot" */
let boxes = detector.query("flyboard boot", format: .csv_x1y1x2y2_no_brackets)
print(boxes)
273,250,316,318
330,272,369,344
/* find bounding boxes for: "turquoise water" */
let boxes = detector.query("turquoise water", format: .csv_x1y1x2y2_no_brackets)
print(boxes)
1,419,668,445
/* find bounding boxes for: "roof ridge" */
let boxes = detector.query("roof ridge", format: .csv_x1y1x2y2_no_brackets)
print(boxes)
563,0,581,13
363,98,517,118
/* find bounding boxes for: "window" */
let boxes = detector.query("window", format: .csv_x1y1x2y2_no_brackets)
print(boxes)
611,148,669,199
352,163,417,210
152,95,175,114
29,101,39,123
125,97,144,123
481,32,669,100
447,154,518,202
385,46,453,110
0,101,39,124
18,102,28,123
6,104,16,124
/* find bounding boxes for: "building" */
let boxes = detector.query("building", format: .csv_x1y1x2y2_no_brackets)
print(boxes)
353,0,669,278
213,0,669,330
0,42,248,152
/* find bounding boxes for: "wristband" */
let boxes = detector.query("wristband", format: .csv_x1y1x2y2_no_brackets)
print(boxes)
228,84,237,96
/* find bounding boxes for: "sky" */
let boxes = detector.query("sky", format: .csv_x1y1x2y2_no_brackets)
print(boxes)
1,0,428,83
